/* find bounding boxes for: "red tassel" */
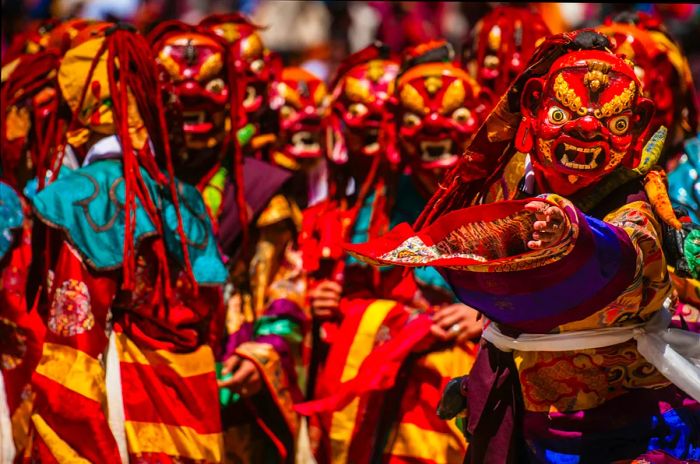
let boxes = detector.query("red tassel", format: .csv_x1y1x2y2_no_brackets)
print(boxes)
155,89,198,296
1,50,62,189
51,27,209,307
104,30,187,300
226,49,250,255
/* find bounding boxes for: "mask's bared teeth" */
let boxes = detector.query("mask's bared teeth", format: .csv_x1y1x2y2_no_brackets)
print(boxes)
420,140,452,160
365,142,380,153
557,142,604,170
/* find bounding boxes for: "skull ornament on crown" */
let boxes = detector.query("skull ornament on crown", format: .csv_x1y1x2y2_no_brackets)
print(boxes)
596,13,698,160
464,6,551,98
270,67,328,169
327,43,400,171
200,14,280,142
515,48,654,196
396,41,493,197
150,22,228,154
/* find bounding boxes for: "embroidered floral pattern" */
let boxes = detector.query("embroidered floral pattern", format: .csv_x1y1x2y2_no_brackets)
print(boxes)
379,236,442,264
517,341,668,412
48,279,94,336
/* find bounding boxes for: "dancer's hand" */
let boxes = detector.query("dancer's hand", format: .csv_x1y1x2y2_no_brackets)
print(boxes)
310,279,343,320
431,303,482,344
218,355,262,398
524,201,566,250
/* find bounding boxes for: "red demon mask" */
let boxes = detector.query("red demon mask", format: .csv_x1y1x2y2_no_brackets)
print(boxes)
597,14,698,155
516,49,654,196
465,6,551,98
328,48,399,172
396,41,492,197
151,26,228,154
200,14,280,134
271,67,328,168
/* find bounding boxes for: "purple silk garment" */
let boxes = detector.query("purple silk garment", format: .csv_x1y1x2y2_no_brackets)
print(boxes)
258,298,309,402
464,342,527,464
220,298,307,402
220,298,307,362
220,320,303,401
522,384,700,462
633,450,699,463
265,297,308,322
217,157,292,258
346,200,638,334
441,210,638,334
222,322,255,360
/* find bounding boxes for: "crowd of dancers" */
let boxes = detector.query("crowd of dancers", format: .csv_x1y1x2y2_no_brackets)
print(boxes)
1,4,699,464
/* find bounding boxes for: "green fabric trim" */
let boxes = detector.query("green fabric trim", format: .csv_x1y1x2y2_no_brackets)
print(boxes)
200,123,254,221
685,229,700,279
237,123,256,146
32,159,227,284
216,362,241,407
455,417,467,439
201,167,228,220
253,317,303,344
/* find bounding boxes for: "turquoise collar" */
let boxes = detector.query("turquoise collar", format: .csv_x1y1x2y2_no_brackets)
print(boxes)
32,160,227,285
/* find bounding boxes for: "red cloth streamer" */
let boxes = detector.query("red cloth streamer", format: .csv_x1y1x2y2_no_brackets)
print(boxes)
229,73,249,253
0,50,62,189
218,21,255,253
65,27,198,301
294,313,434,415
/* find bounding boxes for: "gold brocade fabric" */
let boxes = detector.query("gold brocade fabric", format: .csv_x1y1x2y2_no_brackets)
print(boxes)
11,387,34,457
512,200,673,412
250,194,303,317
485,151,528,203
236,342,298,437
223,342,299,464
256,194,303,229
222,194,309,462
227,194,305,326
